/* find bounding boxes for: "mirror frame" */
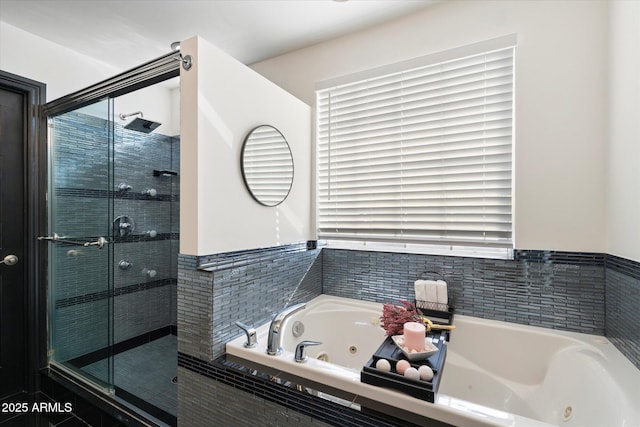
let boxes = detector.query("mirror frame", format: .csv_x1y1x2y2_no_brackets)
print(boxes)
240,125,294,207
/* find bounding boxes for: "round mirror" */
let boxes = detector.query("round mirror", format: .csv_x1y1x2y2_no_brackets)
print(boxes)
240,125,294,207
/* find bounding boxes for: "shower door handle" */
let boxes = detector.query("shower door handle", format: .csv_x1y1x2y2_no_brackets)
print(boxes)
84,237,108,249
38,234,108,249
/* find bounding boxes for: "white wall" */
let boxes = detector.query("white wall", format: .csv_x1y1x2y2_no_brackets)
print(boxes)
2,1,617,255
252,0,609,253
607,0,640,263
0,21,119,100
0,21,179,136
179,36,311,256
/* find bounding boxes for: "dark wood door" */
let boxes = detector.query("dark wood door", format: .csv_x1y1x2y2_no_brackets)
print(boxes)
0,85,27,401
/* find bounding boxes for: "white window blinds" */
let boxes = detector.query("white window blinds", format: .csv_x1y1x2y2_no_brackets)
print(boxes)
316,45,514,248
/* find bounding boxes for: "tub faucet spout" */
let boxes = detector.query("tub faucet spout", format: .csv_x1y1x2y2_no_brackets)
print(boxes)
266,303,306,355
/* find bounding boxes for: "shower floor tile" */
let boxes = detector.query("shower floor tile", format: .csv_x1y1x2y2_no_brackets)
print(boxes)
84,335,177,418
115,335,177,416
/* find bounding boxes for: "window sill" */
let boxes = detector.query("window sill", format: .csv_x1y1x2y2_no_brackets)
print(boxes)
322,240,514,260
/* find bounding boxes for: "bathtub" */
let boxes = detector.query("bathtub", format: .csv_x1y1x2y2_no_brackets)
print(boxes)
226,295,640,427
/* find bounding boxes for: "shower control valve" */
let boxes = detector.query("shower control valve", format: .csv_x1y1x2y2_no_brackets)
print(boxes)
113,215,135,237
143,188,157,197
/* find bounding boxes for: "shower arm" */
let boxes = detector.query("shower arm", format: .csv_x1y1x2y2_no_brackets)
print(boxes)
118,111,143,121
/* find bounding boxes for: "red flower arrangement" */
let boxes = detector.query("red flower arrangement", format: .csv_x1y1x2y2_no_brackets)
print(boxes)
379,300,423,336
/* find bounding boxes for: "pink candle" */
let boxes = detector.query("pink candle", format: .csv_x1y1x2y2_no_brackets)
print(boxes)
403,322,426,352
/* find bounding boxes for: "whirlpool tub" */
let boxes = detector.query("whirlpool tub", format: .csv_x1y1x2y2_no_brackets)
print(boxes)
226,295,640,427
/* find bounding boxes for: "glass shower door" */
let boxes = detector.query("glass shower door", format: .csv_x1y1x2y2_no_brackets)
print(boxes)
47,99,115,393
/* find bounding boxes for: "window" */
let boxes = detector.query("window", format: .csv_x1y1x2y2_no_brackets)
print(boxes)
316,37,515,250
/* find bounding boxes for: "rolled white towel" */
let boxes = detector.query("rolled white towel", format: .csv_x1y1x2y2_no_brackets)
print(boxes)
435,280,448,305
414,280,428,301
425,280,438,302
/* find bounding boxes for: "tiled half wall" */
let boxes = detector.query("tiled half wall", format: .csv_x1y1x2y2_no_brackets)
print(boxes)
177,243,322,362
177,244,640,427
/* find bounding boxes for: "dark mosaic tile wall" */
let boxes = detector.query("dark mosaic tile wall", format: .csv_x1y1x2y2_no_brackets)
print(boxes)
50,111,179,361
177,354,446,427
177,366,333,427
322,248,606,335
605,256,640,369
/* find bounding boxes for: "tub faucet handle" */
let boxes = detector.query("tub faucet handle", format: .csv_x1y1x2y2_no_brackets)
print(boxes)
235,321,257,348
294,340,322,363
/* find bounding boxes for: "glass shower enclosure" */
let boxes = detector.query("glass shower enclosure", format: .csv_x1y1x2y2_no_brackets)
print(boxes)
45,87,179,425
47,99,115,393
40,52,180,426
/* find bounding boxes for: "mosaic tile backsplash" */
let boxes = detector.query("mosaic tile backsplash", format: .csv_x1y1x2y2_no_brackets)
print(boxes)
322,249,606,335
50,111,179,361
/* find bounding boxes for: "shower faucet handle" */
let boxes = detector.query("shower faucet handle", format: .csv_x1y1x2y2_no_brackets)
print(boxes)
117,183,133,192
235,321,257,348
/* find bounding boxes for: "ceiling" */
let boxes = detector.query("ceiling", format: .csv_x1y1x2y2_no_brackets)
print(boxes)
0,0,438,70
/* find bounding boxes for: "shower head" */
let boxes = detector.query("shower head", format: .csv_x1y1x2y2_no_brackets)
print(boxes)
119,111,161,133
124,118,161,134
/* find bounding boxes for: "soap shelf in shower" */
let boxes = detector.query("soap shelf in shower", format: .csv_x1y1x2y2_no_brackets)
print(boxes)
153,169,178,177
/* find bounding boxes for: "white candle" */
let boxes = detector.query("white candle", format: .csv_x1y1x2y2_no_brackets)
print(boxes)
403,321,426,352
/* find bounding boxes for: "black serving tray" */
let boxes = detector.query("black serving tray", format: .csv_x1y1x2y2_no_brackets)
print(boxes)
360,334,447,402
